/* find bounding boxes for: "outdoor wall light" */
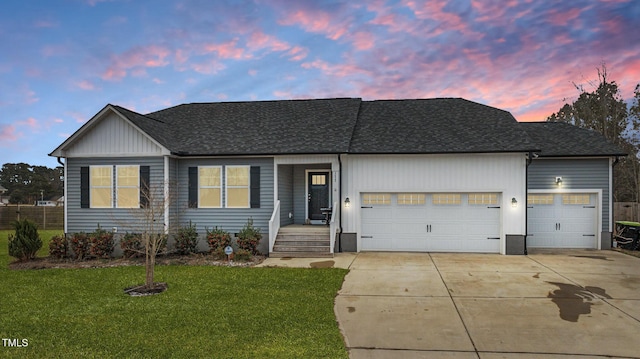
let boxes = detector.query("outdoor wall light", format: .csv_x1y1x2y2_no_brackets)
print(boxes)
511,197,518,207
555,177,563,186
344,197,351,208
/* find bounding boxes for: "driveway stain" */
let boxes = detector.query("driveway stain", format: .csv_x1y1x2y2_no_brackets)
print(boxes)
533,272,540,278
347,306,356,313
572,255,611,261
546,282,612,322
310,260,334,268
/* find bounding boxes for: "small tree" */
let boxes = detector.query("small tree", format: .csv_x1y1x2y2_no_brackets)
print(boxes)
119,178,175,291
8,219,42,261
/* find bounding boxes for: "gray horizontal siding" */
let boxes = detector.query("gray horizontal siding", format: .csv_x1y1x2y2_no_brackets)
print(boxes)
278,165,294,226
66,157,165,234
528,158,611,231
176,157,274,254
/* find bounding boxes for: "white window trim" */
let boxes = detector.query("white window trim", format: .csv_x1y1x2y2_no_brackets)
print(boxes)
225,165,250,208
199,166,222,208
116,165,140,208
89,165,113,208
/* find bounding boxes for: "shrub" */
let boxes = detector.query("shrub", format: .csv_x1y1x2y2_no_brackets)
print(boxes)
8,219,42,261
174,221,200,255
206,226,232,253
234,248,252,261
69,232,90,260
236,217,262,255
120,233,143,258
89,226,115,259
48,234,68,259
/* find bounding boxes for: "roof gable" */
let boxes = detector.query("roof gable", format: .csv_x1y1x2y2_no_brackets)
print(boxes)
49,105,169,157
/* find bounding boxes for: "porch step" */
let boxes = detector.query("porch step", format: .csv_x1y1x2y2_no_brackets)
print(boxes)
271,225,332,258
270,251,334,258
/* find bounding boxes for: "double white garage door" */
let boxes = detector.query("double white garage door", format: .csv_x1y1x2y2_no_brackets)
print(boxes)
527,193,597,248
361,193,501,253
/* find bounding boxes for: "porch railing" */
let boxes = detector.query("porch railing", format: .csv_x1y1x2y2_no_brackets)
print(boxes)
268,200,281,253
330,201,338,254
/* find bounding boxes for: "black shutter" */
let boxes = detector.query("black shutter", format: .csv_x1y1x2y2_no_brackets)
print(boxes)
140,166,150,208
250,166,260,208
188,167,198,208
80,167,90,208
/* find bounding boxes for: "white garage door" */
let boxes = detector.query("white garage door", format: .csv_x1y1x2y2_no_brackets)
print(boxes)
361,193,501,253
527,193,597,248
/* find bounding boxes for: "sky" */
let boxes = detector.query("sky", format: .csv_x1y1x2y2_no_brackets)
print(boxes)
1,0,639,168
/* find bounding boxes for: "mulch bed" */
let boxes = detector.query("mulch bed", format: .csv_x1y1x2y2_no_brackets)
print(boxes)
8,253,265,270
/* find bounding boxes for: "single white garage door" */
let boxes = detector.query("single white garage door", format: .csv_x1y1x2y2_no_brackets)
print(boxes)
527,193,597,248
361,193,501,252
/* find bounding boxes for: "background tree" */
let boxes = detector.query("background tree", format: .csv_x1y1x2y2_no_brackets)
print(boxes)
547,65,640,201
0,163,63,204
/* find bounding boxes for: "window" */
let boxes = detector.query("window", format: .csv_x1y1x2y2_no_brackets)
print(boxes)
226,166,249,208
432,193,461,205
468,193,498,205
116,165,139,208
199,166,221,208
311,174,326,185
562,194,591,205
397,193,425,205
90,166,112,208
362,193,391,205
527,194,554,205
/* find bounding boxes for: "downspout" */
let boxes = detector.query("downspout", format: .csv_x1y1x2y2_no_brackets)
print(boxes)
57,157,67,235
525,151,534,255
612,156,620,247
338,153,343,252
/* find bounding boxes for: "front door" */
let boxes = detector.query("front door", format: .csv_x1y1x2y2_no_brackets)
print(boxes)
308,172,329,221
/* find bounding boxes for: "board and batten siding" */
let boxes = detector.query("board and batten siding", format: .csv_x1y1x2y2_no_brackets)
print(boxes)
176,157,274,254
64,112,167,157
528,158,611,232
341,153,528,254
66,157,165,234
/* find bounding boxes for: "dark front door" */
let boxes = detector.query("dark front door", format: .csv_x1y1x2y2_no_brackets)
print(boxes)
308,172,329,221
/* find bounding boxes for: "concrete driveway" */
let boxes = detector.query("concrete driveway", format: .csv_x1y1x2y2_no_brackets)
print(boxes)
335,250,640,358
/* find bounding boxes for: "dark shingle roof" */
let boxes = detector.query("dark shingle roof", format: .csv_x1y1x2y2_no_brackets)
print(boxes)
138,98,361,155
521,122,627,157
349,98,538,153
95,98,623,158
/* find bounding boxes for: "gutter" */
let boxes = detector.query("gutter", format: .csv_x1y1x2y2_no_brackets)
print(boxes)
611,156,621,248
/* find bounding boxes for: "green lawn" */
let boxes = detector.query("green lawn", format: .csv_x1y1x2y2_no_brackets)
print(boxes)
0,231,349,358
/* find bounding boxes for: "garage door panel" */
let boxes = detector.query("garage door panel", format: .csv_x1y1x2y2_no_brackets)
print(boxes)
361,192,501,253
527,193,597,249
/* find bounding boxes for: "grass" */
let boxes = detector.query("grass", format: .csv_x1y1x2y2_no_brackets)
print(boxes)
0,230,349,358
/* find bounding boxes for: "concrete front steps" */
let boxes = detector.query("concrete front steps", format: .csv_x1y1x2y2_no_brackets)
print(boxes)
270,225,333,258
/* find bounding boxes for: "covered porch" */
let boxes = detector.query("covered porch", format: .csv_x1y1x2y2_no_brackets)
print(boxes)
269,155,341,257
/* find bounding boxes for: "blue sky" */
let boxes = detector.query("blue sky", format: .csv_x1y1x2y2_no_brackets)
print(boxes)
1,0,639,167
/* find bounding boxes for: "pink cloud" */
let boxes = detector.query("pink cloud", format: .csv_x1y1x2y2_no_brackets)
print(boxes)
34,20,58,28
76,80,96,91
18,117,39,129
286,46,308,61
0,124,20,145
277,6,350,40
191,61,225,75
102,45,171,81
547,7,583,27
247,32,290,52
351,32,375,50
202,40,249,59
